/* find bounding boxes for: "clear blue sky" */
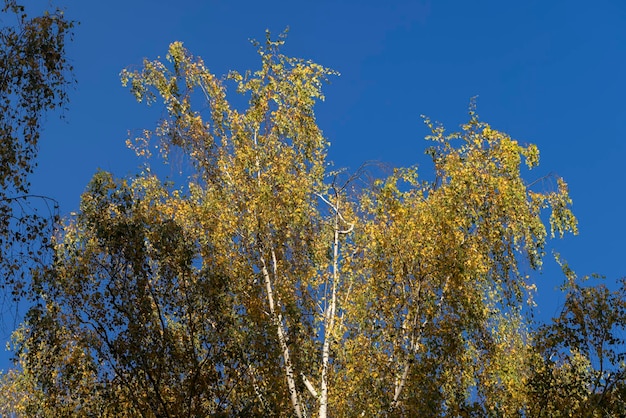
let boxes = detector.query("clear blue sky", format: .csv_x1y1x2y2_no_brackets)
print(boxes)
3,0,626,369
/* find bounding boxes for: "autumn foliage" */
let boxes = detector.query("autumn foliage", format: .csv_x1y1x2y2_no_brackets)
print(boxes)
2,25,625,417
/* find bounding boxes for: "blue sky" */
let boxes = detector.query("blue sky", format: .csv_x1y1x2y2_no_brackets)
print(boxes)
2,0,625,369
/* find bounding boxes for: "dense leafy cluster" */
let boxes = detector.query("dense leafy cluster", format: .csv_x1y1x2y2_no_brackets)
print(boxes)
1,28,625,417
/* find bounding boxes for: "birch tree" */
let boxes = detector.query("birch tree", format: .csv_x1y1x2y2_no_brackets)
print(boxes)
121,34,348,416
335,109,577,415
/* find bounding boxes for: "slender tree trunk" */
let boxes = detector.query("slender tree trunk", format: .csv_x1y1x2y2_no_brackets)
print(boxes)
319,213,339,418
260,251,304,418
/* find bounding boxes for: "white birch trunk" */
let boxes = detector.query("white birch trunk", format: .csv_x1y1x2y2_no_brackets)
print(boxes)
260,251,304,418
319,213,339,418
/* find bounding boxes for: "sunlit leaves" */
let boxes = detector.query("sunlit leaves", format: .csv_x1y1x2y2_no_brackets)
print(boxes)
345,108,578,414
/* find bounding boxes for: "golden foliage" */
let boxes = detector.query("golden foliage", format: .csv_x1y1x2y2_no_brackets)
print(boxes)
1,34,591,417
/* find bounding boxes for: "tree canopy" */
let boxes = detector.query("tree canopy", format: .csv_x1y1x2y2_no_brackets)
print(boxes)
1,31,624,418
